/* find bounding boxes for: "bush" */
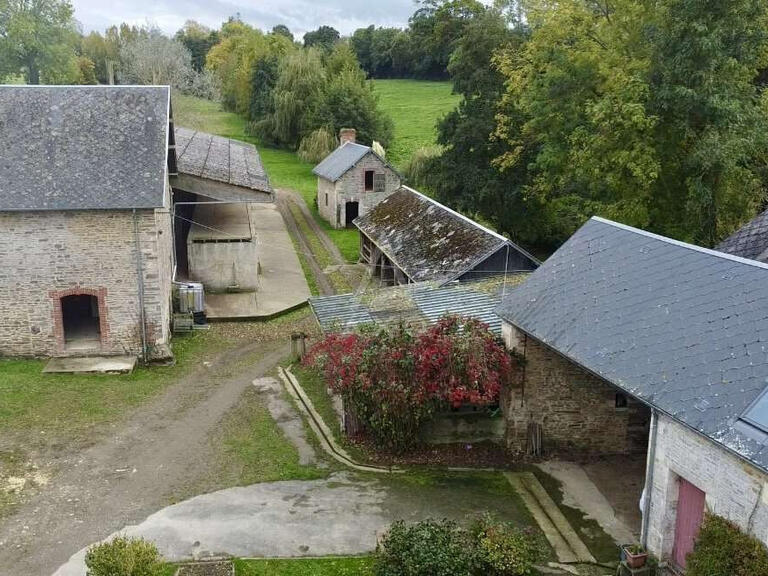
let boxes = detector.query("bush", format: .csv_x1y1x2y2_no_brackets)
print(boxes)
375,520,477,576
298,127,337,163
472,516,543,575
85,536,163,576
403,146,440,190
304,316,517,452
686,514,768,576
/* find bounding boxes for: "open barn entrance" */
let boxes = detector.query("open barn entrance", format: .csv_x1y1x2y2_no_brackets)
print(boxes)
345,201,359,227
61,294,101,349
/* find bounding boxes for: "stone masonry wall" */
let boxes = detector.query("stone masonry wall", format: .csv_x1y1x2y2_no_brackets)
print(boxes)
318,152,400,229
0,206,172,357
646,414,768,559
502,321,650,455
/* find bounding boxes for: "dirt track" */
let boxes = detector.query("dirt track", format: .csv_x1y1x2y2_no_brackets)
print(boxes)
0,342,288,576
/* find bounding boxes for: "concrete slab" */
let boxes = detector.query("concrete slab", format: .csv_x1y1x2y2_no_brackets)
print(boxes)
205,204,310,319
43,356,137,374
537,460,638,546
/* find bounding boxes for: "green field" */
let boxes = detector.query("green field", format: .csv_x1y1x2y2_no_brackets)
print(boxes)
371,79,460,168
172,83,459,265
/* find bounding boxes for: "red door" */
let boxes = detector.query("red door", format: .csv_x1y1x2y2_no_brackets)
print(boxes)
672,478,706,569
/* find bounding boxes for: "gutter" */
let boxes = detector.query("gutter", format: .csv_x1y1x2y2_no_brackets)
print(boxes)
641,408,659,548
133,209,148,362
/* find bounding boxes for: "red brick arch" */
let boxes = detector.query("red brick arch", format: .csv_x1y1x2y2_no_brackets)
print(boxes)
49,287,109,353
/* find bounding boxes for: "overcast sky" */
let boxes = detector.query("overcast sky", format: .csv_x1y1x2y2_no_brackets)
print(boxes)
72,0,419,38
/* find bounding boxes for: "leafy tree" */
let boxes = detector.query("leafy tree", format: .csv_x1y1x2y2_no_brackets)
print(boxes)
75,55,96,84
303,25,339,52
271,24,293,42
174,20,219,72
0,0,78,84
120,27,194,87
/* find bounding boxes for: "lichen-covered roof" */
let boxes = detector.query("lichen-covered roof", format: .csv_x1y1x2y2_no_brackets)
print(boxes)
354,186,537,285
716,208,768,263
312,142,372,182
0,85,169,211
175,127,272,193
497,216,768,474
310,277,529,334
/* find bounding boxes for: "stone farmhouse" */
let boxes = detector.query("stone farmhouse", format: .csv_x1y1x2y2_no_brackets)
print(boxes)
354,186,539,286
0,85,272,359
497,216,768,571
313,129,400,228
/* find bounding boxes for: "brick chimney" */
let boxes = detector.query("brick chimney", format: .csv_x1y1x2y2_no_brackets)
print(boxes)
339,128,356,145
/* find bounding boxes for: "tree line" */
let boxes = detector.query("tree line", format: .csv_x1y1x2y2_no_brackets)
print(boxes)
2,0,767,250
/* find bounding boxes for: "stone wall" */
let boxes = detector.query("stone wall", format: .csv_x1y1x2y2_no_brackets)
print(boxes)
0,204,173,358
318,152,400,229
501,321,650,455
646,414,768,559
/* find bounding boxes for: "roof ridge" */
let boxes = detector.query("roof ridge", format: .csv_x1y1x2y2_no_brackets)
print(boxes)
591,216,768,271
400,185,508,242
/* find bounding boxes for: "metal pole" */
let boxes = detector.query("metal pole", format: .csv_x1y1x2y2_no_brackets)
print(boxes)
133,209,148,362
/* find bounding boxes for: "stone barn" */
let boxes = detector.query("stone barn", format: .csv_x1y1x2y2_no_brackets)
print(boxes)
0,86,175,359
354,186,539,286
498,216,768,570
313,129,400,228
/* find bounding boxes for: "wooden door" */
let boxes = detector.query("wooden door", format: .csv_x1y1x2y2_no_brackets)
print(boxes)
672,477,706,569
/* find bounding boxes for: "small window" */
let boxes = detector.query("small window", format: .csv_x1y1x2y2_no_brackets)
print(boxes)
364,170,374,191
374,173,386,193
325,193,328,206
615,393,628,409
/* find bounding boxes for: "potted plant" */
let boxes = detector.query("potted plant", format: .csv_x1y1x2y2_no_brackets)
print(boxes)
622,544,649,568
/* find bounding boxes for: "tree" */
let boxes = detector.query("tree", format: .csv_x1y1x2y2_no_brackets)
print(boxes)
271,24,293,42
647,0,768,245
303,25,339,52
0,0,78,84
174,20,218,72
120,27,193,87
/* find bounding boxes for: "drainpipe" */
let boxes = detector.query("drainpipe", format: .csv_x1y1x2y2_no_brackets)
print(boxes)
641,408,659,548
133,209,148,362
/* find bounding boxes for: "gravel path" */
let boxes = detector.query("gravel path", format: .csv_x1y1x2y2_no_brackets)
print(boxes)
0,342,289,576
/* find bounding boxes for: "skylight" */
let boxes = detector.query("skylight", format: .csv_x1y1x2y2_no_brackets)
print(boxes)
741,389,768,434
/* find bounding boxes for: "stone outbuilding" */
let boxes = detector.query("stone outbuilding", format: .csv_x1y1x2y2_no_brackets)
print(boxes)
497,216,768,570
312,129,400,228
0,86,175,359
354,186,539,286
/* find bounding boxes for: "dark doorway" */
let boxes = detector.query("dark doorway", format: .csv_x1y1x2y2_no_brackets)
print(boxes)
61,294,101,349
345,201,360,227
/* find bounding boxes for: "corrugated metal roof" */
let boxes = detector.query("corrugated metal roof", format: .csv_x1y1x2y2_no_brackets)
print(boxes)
497,216,768,475
312,142,371,182
0,85,169,211
309,279,522,335
175,127,272,193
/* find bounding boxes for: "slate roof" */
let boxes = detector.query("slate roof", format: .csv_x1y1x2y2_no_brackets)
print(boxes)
310,277,528,335
174,127,272,193
354,186,539,285
312,142,375,182
0,85,170,211
716,208,768,263
497,216,768,474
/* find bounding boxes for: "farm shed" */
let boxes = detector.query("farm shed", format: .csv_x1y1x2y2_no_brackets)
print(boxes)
498,216,768,570
170,126,273,291
0,86,174,359
354,186,539,286
313,129,400,229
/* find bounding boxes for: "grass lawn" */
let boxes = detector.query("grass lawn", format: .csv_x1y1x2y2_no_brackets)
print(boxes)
0,330,224,446
371,79,460,169
234,557,374,575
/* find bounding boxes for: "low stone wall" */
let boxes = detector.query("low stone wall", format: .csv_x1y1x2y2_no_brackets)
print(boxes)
419,411,505,445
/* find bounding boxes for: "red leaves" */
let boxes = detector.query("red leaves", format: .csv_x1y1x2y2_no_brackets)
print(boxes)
303,316,517,451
